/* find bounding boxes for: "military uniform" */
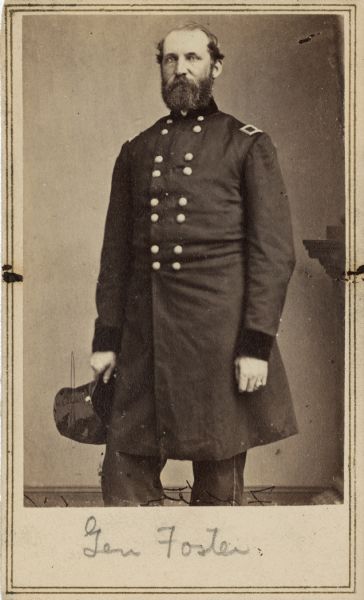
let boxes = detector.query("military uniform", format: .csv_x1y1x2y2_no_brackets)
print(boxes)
93,99,298,505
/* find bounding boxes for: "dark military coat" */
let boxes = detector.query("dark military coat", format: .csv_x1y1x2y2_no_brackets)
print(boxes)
93,99,298,461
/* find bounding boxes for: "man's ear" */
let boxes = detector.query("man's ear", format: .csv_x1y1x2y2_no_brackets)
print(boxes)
212,60,223,79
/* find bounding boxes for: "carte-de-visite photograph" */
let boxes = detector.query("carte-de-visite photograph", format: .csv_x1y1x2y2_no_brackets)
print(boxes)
21,11,346,509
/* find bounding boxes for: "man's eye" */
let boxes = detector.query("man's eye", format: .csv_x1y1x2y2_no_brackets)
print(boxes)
164,56,176,64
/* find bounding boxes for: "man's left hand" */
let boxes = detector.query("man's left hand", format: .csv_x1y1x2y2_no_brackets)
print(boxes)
234,356,268,393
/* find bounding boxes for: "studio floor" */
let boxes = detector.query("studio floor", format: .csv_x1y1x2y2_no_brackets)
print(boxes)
24,486,343,507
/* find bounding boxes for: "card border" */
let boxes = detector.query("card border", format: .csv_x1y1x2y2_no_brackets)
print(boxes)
2,1,358,595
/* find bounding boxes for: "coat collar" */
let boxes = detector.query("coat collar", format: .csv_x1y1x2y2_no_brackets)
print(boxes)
169,98,219,121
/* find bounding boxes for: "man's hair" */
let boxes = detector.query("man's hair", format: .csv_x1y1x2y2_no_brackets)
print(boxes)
156,23,225,65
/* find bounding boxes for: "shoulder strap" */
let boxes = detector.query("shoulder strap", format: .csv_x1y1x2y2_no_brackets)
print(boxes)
240,124,263,136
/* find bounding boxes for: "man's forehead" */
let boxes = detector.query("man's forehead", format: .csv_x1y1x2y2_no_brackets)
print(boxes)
163,29,210,55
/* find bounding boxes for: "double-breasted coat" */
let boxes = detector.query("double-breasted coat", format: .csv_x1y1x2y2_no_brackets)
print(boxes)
92,99,298,461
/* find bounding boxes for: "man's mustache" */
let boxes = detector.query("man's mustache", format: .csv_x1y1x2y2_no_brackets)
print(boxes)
166,75,197,90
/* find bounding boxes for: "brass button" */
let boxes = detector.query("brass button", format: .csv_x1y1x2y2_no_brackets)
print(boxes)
150,198,159,207
152,261,161,270
197,115,205,122
166,119,173,124
193,125,202,133
178,197,188,207
154,155,163,163
152,169,161,178
172,262,181,271
183,166,192,176
173,245,183,255
161,128,168,135
151,245,159,254
184,152,194,161
151,213,159,223
176,214,186,223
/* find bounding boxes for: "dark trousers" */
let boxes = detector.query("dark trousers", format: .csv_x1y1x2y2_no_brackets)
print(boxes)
101,448,247,506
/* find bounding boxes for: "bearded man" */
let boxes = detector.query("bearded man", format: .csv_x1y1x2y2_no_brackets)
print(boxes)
90,23,298,507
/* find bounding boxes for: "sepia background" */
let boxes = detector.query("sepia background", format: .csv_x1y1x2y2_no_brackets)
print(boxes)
22,13,345,502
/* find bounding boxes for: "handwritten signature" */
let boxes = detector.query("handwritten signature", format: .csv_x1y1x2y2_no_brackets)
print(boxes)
83,516,141,557
157,525,250,558
83,517,250,558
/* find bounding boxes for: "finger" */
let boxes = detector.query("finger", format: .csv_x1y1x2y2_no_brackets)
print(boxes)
255,374,267,389
254,379,263,392
239,375,248,392
246,377,257,393
103,365,114,383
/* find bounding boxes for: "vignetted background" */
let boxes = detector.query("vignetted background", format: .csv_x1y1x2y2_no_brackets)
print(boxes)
23,13,345,491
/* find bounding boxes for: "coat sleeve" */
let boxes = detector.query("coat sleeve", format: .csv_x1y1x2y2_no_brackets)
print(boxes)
92,141,133,353
236,132,296,361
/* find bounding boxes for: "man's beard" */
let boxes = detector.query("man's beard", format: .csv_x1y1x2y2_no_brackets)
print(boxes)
161,72,214,112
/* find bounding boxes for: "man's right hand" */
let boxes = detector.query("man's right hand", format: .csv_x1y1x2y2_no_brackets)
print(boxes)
90,351,117,383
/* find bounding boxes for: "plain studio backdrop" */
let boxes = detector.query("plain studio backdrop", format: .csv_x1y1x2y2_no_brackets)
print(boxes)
23,13,345,492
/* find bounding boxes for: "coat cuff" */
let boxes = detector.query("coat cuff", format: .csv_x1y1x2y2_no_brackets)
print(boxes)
235,328,275,361
92,322,122,353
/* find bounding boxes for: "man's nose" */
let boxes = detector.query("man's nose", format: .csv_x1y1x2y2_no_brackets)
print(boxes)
175,57,188,75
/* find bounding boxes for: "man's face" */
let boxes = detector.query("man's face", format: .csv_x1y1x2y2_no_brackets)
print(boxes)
160,29,221,112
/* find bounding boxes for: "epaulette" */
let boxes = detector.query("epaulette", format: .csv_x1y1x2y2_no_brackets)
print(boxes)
239,124,263,136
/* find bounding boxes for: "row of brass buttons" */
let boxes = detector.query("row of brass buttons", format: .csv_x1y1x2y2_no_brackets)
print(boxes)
150,196,187,223
150,212,186,223
150,114,205,271
152,166,192,177
151,244,182,254
161,125,202,135
154,152,193,163
160,114,204,136
152,261,181,271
